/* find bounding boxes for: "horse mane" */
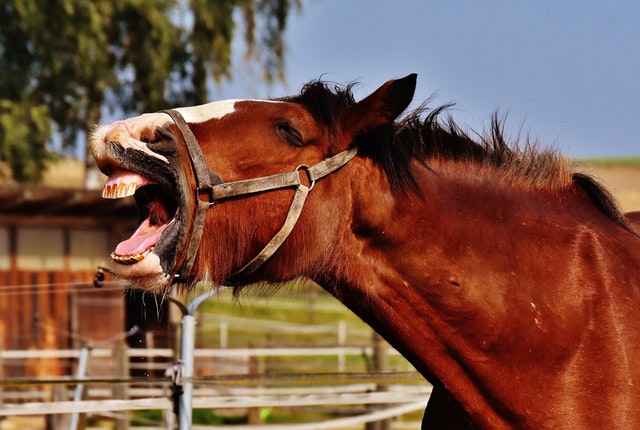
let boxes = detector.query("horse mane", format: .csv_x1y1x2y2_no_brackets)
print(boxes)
281,80,634,234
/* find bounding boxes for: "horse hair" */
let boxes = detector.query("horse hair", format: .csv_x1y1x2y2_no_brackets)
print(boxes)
280,80,634,234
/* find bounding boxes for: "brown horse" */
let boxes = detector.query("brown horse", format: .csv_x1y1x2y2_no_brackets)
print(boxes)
91,74,640,429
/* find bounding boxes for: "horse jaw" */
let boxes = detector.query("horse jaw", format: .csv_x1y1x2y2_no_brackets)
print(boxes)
109,251,172,290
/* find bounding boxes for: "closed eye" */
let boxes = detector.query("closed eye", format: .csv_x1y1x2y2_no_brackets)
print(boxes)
275,122,304,146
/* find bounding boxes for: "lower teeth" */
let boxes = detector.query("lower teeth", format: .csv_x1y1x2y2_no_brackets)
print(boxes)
111,252,145,265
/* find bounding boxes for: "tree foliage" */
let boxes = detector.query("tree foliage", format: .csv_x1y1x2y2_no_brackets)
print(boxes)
0,0,300,183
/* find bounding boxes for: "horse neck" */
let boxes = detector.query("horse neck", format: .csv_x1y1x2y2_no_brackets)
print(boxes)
315,160,640,427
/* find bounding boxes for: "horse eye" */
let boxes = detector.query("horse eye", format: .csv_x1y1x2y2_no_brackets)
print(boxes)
275,123,304,146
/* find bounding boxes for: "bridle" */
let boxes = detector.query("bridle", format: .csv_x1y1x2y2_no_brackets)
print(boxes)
161,109,358,286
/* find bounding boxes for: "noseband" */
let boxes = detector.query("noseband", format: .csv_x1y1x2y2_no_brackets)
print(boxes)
161,109,357,286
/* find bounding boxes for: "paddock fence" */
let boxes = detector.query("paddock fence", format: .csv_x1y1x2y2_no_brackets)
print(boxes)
0,315,431,429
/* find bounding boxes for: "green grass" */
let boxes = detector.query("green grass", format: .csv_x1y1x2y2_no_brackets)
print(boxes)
192,284,405,372
198,285,371,343
130,409,246,426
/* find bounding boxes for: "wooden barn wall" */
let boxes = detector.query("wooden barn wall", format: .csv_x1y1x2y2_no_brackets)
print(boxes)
0,269,125,378
0,227,9,270
0,222,127,378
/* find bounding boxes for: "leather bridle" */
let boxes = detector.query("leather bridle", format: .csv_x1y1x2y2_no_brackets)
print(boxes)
161,109,358,286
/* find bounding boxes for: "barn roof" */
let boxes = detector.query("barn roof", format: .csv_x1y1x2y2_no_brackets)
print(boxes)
0,185,136,228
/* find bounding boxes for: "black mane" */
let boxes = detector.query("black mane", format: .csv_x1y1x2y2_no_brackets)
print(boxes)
282,80,634,234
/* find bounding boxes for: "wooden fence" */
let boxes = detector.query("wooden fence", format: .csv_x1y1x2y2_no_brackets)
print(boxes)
0,345,430,429
0,288,429,428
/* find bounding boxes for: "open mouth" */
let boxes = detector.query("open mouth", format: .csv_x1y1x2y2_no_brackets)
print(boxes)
103,170,178,265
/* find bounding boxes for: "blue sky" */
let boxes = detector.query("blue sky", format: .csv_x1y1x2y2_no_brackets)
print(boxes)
213,0,639,158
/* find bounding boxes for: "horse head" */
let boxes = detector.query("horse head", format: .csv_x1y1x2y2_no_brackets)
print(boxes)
90,74,417,292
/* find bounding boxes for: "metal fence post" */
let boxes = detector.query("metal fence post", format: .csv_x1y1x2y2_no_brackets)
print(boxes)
167,286,226,430
178,314,195,430
114,342,130,430
69,346,90,430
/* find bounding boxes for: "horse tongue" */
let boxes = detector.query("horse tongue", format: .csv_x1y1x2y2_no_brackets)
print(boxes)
114,219,171,257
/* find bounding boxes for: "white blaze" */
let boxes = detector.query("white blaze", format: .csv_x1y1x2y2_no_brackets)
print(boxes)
174,99,239,123
173,98,285,124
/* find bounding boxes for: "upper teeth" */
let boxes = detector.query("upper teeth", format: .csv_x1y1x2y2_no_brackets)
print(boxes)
101,171,154,199
102,182,138,199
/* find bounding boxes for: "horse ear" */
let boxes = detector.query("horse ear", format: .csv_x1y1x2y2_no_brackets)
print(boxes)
339,73,417,141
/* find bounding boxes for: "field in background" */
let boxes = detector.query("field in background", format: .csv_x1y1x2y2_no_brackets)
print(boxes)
576,158,640,212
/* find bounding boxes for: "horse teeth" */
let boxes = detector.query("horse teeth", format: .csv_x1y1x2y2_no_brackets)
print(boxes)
111,252,145,265
102,183,138,199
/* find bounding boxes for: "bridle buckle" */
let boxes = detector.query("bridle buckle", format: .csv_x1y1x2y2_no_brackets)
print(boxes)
197,186,215,206
295,164,315,190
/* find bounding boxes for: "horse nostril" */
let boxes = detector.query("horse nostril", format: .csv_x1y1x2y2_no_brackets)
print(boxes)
140,129,160,144
143,126,178,156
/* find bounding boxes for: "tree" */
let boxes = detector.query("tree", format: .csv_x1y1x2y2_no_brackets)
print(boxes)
0,101,52,182
0,0,301,184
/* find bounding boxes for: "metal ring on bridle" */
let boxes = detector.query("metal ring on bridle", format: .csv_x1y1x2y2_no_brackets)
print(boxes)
295,165,315,191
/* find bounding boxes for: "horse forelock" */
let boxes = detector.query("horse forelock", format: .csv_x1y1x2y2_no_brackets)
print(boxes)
277,80,357,142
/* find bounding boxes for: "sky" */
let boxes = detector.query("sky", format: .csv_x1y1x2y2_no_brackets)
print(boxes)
211,0,639,158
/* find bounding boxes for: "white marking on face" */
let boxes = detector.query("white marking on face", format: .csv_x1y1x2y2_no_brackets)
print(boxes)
173,98,285,124
174,99,240,123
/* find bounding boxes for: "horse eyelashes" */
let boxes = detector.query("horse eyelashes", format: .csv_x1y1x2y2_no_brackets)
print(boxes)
275,122,304,147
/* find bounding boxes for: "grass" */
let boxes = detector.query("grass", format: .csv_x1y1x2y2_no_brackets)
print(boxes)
192,283,416,373
130,409,246,426
198,281,402,330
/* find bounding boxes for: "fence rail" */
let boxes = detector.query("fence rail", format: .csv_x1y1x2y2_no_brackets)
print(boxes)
1,389,431,416
0,346,429,428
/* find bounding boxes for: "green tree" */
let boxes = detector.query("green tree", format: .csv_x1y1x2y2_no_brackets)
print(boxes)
0,0,301,184
0,101,52,182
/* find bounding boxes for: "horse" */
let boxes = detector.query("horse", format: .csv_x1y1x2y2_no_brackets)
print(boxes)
90,74,640,429
627,211,640,231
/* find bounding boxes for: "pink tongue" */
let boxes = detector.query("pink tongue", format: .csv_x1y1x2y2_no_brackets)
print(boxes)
114,219,172,256
105,170,152,188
